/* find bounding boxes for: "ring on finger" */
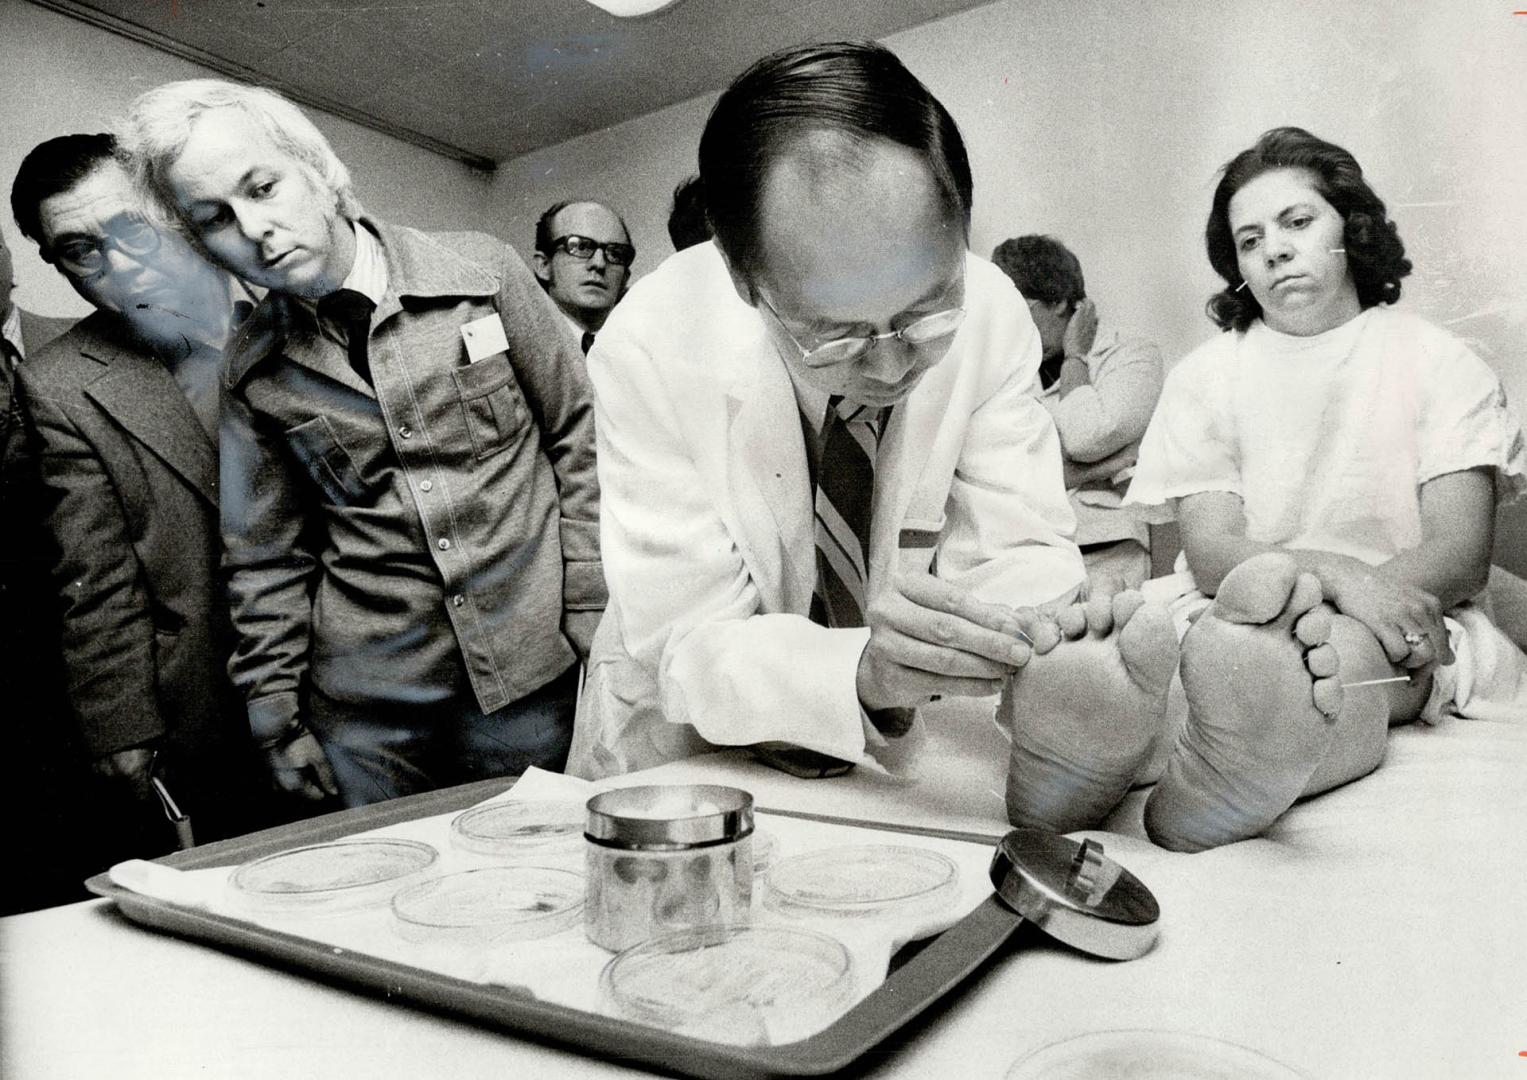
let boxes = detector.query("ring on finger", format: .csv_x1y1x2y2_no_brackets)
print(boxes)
1402,631,1425,649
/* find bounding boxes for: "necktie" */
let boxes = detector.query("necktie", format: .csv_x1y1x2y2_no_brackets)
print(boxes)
317,288,376,385
1,336,21,372
580,331,595,356
810,395,883,629
809,397,914,738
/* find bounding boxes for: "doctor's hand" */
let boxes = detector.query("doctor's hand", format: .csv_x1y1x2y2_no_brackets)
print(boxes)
855,572,1061,712
267,728,341,801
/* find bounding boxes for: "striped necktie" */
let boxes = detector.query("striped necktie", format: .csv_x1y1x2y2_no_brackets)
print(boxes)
810,395,884,629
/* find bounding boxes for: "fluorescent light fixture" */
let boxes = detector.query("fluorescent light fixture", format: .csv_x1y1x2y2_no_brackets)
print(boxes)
584,0,685,15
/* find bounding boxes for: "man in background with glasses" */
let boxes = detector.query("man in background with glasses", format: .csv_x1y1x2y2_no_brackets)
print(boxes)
9,134,274,882
569,40,1180,821
122,81,603,808
532,200,634,355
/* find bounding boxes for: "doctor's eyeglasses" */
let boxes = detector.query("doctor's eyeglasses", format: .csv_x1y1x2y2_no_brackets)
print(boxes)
552,234,636,267
757,290,966,369
47,216,162,278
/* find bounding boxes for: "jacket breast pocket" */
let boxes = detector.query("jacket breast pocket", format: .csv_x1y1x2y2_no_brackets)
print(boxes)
284,415,370,505
452,352,529,461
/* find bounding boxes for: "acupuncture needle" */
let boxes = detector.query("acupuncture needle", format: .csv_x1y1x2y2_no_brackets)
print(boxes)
1340,675,1412,689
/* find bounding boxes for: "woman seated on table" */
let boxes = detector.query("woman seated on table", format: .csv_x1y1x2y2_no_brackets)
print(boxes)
1113,126,1527,851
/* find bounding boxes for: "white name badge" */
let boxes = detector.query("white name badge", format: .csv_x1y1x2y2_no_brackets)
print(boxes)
460,314,510,362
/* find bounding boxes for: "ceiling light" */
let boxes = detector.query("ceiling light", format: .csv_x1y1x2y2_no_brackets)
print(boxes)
584,0,686,15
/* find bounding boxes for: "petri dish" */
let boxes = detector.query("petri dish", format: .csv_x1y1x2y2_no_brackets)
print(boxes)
764,844,959,922
450,800,586,859
1005,1030,1310,1080
752,828,777,876
229,838,439,915
391,865,584,945
601,923,854,1046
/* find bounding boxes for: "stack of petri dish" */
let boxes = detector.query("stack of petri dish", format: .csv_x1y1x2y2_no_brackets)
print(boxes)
229,838,440,916
600,923,855,1046
390,865,585,945
763,844,960,924
450,800,586,863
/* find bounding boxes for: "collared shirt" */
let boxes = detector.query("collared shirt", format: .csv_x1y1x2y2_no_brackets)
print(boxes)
2,307,24,365
559,309,588,345
301,220,389,349
222,217,604,745
159,274,252,440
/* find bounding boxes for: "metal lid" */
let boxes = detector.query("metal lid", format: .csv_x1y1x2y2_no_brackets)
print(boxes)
585,784,754,850
988,828,1160,960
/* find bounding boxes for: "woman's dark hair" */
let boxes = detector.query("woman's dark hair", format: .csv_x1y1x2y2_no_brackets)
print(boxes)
698,41,973,290
11,133,117,246
1205,126,1411,332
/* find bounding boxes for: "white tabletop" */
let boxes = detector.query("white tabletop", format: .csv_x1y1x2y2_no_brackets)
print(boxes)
4,705,1526,1079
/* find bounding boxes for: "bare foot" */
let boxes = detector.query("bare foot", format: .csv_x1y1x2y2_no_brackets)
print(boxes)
1144,552,1344,852
1002,591,1180,833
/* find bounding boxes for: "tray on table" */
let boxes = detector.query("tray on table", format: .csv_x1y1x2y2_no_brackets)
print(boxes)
87,777,1026,1080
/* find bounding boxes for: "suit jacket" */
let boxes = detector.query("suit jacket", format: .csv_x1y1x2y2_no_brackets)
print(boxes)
568,243,1085,779
18,307,77,356
17,312,241,765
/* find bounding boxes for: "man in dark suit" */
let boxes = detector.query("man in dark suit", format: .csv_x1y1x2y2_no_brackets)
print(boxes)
12,134,274,879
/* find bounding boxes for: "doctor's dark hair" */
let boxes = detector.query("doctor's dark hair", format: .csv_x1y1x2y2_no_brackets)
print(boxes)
11,133,118,246
1205,126,1411,332
991,235,1086,310
698,41,973,290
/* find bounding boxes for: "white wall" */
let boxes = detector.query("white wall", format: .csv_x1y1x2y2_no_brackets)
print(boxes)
489,93,716,288
491,0,1527,411
0,1,496,318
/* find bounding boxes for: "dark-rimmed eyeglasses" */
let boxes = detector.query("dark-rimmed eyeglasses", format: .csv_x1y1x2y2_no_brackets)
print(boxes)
757,290,966,369
46,217,162,278
552,234,636,267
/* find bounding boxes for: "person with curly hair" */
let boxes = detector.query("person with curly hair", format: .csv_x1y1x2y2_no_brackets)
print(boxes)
1122,126,1527,851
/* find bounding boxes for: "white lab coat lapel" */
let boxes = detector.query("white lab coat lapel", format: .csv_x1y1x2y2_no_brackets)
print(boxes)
871,348,962,585
720,334,815,616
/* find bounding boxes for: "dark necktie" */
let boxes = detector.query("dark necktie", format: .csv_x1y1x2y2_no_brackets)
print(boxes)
580,331,595,356
808,396,913,738
1,335,21,371
810,395,883,629
317,288,376,385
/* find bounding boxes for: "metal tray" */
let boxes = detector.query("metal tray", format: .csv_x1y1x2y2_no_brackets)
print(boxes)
87,778,1023,1079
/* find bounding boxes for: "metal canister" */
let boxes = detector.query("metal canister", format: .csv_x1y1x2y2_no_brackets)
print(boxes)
584,784,754,951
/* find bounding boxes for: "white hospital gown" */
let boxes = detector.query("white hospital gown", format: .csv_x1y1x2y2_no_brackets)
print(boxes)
1126,306,1527,719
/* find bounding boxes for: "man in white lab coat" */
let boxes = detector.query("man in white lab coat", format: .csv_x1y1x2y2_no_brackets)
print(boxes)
569,42,1177,813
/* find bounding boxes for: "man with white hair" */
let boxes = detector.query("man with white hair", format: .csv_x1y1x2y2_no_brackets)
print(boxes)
120,81,604,807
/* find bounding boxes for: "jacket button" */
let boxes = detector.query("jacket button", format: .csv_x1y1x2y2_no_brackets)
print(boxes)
452,594,465,607
399,424,413,439
437,537,451,551
420,479,433,492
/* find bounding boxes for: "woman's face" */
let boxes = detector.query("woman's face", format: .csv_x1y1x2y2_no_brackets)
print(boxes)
1227,167,1361,336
